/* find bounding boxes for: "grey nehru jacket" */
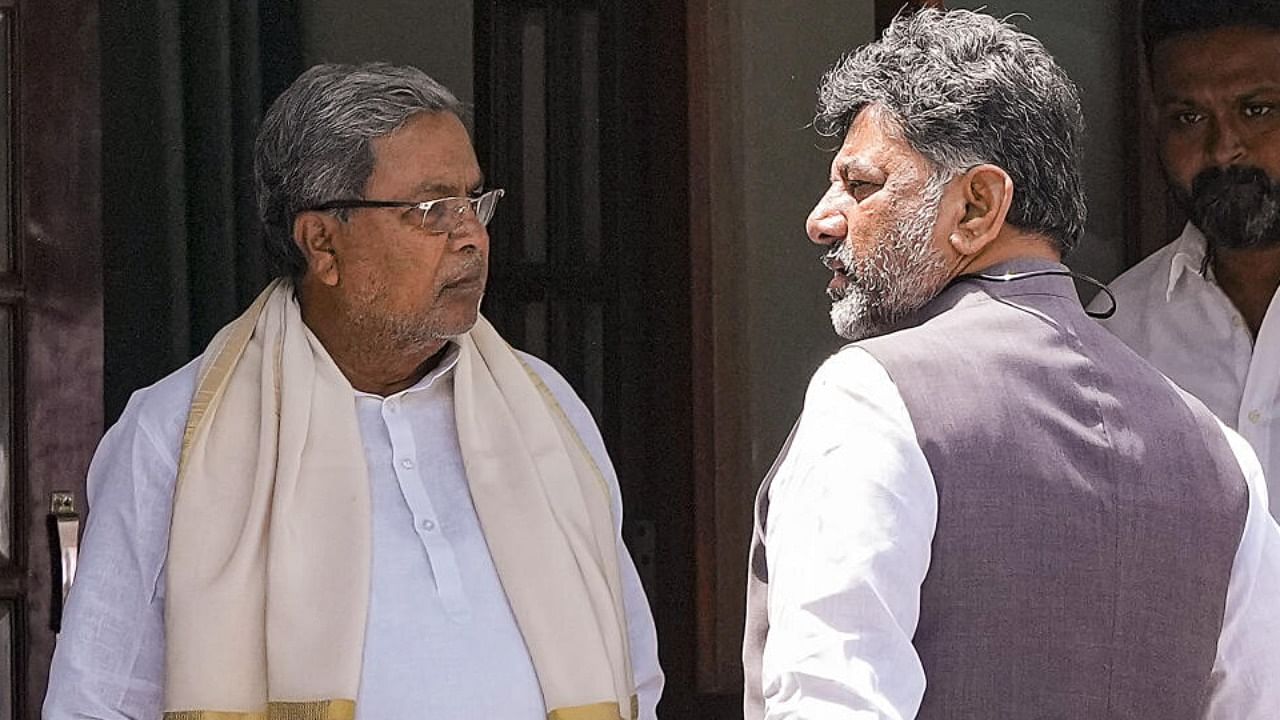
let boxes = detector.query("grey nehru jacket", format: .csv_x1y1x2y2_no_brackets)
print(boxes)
744,259,1248,719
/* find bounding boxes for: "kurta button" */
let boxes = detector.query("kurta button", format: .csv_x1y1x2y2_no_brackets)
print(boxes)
420,519,436,532
400,458,415,469
1248,410,1262,424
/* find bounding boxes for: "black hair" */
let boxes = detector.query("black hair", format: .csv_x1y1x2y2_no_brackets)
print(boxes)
1143,0,1280,60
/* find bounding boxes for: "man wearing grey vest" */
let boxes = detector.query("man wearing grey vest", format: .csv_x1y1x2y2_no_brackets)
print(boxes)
743,9,1280,720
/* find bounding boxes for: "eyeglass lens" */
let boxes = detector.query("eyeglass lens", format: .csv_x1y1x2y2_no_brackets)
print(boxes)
420,190,503,232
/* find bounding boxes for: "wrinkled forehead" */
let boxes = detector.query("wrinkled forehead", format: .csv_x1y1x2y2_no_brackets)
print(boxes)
368,111,483,197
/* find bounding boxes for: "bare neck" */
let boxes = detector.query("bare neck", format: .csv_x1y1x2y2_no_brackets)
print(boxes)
1212,245,1280,338
960,230,1063,275
298,282,448,396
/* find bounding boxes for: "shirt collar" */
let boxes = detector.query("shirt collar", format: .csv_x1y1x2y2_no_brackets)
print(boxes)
1165,222,1212,302
351,340,463,401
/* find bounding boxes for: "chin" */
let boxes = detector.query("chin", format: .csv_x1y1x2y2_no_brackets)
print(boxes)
831,293,913,341
443,319,479,339
831,293,875,341
438,304,482,338
831,317,884,342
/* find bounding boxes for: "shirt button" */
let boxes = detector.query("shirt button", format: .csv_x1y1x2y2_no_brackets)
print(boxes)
386,399,400,413
1232,316,1245,328
400,458,415,469
419,519,436,532
1248,410,1262,424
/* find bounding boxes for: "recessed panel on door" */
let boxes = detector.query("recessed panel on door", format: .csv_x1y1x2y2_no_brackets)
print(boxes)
0,601,12,719
0,308,10,565
0,12,10,272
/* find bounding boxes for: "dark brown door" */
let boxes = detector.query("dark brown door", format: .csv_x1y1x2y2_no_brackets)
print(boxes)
2,0,102,716
474,0,740,716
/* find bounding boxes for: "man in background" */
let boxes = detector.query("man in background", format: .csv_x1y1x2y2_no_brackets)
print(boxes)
745,9,1280,719
45,63,662,720
1092,0,1280,517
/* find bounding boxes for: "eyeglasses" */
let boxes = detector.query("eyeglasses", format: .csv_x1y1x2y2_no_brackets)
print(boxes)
304,188,505,235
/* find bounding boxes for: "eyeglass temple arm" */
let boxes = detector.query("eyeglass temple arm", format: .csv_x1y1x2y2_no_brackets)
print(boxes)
305,199,418,212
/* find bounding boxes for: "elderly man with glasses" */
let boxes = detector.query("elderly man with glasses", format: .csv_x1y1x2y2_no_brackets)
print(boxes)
44,63,663,720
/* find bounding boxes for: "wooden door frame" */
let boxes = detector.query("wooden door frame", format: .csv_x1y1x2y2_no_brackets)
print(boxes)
13,0,102,715
1120,4,1185,263
686,0,751,701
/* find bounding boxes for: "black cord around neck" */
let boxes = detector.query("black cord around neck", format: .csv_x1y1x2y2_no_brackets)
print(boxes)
952,268,1117,320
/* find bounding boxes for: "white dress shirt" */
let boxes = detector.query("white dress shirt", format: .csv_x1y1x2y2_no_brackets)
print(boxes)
1091,223,1280,518
762,346,1280,720
43,344,664,720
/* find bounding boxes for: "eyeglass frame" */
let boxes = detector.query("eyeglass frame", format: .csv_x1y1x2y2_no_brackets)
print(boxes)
301,188,505,234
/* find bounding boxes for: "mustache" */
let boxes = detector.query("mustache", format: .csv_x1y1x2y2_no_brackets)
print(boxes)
455,250,487,277
821,248,839,271
1191,165,1275,201
821,244,851,270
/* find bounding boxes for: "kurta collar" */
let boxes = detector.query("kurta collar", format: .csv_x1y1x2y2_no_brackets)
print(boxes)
1166,222,1212,302
351,340,463,401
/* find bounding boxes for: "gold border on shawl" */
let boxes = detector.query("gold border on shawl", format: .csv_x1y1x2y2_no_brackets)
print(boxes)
547,695,639,720
516,354,638,720
177,279,280,479
516,357,613,508
164,699,355,720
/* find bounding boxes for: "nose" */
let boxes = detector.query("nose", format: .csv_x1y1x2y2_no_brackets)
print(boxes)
806,188,847,247
447,208,488,252
1207,115,1247,166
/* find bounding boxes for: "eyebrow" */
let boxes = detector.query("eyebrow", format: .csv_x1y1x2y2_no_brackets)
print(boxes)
1240,87,1280,100
410,174,486,199
835,158,881,181
1159,83,1280,107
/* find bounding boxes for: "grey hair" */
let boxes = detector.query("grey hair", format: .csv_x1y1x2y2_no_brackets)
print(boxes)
254,62,465,279
816,9,1087,252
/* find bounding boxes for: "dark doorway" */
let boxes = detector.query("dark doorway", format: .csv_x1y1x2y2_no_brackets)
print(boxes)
474,1,739,716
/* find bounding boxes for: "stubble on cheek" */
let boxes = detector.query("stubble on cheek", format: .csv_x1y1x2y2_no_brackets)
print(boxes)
826,186,950,340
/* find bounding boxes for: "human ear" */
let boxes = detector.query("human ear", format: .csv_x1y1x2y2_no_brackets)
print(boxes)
293,211,342,287
948,164,1014,258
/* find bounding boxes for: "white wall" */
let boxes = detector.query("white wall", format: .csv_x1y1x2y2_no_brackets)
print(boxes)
299,0,474,106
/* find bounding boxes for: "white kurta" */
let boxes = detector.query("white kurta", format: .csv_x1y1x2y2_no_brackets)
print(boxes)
761,346,1280,720
1091,223,1280,518
43,344,664,720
